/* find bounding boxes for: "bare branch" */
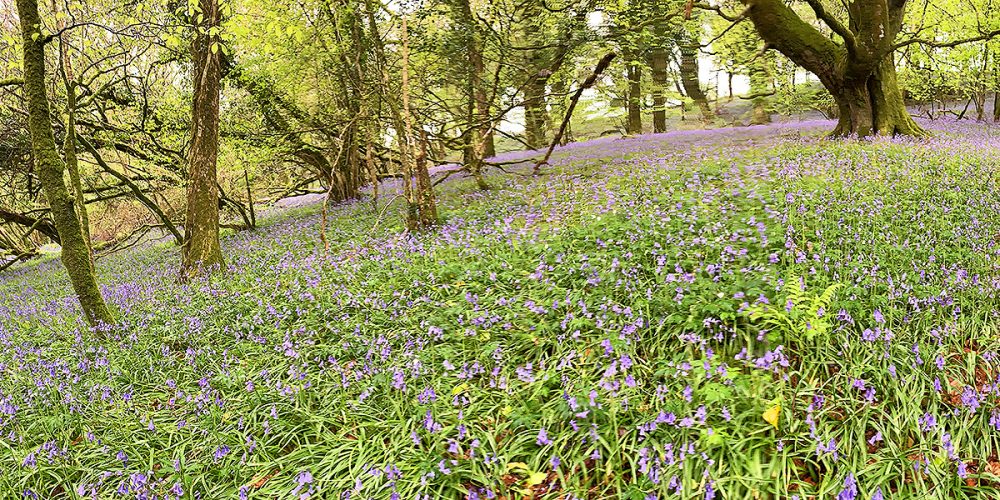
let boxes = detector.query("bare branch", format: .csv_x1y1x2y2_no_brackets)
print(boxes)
889,29,1000,54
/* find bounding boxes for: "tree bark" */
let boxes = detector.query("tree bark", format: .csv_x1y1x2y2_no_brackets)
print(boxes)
399,16,436,230
415,131,438,227
740,0,925,137
483,129,496,158
748,58,771,125
182,0,226,275
16,0,113,326
454,0,491,190
626,62,643,135
517,1,589,148
648,47,669,133
828,57,923,136
53,0,92,262
679,37,713,122
523,65,549,149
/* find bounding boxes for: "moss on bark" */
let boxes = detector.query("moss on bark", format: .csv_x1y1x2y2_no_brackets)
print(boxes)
16,0,114,327
626,62,643,135
679,41,713,122
742,0,925,138
748,59,771,125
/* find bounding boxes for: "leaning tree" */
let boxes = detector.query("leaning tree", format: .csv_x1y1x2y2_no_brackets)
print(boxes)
733,0,1000,137
16,0,115,326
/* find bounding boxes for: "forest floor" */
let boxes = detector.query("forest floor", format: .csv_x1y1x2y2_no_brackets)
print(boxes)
5,118,1000,498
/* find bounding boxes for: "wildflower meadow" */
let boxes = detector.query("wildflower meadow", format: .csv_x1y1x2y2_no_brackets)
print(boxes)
4,120,1000,498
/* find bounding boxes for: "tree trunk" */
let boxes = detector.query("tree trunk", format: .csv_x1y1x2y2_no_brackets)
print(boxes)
829,60,923,137
16,0,113,327
524,72,549,149
63,94,91,257
749,59,771,125
53,0,92,262
400,16,436,230
626,63,643,135
415,131,438,227
483,130,496,158
974,47,990,122
182,0,225,275
455,0,490,190
740,0,925,137
518,0,585,149
679,42,713,121
649,48,669,133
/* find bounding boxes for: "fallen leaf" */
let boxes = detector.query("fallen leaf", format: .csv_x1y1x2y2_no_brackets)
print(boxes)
505,462,529,472
526,471,547,487
986,461,1000,476
763,403,780,430
250,469,279,489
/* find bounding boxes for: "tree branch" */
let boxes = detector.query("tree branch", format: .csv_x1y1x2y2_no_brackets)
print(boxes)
889,29,1000,54
803,0,857,56
533,52,616,176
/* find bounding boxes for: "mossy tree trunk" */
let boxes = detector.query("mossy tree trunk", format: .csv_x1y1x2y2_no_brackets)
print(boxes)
399,16,437,230
679,28,713,122
994,43,1000,122
414,131,438,227
16,0,114,327
828,60,923,136
625,60,643,135
182,0,226,276
994,90,1000,122
748,58,771,125
523,67,549,149
52,0,92,262
739,0,926,137
453,0,491,190
648,22,670,134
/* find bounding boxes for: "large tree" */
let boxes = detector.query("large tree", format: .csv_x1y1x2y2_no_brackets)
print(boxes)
743,0,924,137
182,0,226,275
15,0,114,326
737,0,1000,137
737,0,919,136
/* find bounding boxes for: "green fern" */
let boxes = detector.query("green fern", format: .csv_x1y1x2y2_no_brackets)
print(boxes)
746,276,842,343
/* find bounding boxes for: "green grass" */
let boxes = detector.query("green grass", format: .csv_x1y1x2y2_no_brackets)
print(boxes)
3,121,1000,498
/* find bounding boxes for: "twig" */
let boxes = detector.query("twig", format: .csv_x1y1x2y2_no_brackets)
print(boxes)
370,194,403,234
533,53,616,176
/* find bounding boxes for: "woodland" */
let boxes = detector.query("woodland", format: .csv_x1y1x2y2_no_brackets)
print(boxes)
3,0,1000,498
